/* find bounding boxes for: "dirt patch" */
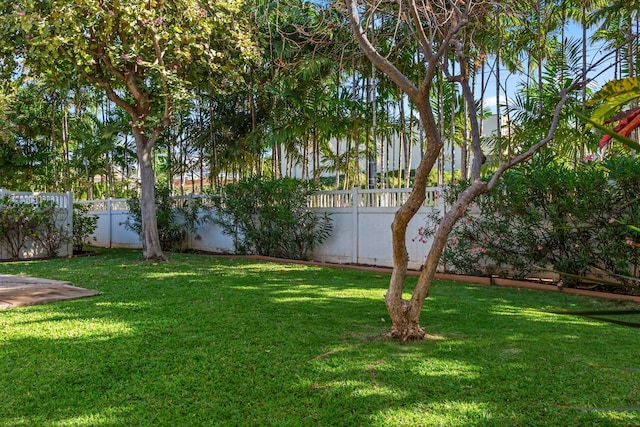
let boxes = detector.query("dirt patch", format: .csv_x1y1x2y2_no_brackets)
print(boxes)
0,275,100,309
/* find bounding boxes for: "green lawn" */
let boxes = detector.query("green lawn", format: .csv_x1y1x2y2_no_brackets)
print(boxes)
1,248,639,426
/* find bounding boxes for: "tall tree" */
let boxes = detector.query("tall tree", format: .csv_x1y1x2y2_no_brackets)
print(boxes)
3,0,257,259
346,0,587,340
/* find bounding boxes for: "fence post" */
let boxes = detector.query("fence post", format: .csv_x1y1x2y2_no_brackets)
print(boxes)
66,192,73,256
187,193,194,249
352,187,359,264
436,187,445,216
107,198,113,248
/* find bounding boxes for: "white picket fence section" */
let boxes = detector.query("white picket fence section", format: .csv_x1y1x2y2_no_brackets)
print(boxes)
79,187,444,269
0,189,73,259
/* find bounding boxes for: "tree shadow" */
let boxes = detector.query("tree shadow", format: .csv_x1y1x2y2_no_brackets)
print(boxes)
1,251,639,425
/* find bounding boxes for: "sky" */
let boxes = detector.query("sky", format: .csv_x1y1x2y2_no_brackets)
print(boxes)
480,22,617,114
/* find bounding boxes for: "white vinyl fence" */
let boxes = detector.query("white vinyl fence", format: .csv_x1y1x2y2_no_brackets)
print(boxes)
79,187,444,269
0,189,73,259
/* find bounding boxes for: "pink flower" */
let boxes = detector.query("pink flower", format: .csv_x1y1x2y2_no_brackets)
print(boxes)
583,154,596,162
575,244,580,248
25,34,32,39
108,9,114,16
136,56,142,64
608,218,616,224
626,239,635,246
557,280,563,289
121,53,130,59
537,245,543,251
155,16,163,25
450,236,459,246
16,11,25,16
470,246,487,256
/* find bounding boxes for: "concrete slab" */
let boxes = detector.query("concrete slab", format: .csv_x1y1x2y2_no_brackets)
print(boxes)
0,274,100,309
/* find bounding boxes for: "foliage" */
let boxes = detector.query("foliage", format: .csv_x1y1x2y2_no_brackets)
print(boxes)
72,203,98,253
125,186,212,252
588,76,640,149
215,177,333,260
31,200,69,258
0,196,40,259
0,196,69,259
3,0,259,130
1,248,640,426
428,155,640,291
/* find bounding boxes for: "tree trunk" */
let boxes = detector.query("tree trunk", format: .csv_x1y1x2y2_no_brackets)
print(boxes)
133,126,165,260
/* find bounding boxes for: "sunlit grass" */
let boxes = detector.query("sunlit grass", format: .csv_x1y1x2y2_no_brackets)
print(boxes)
1,248,639,426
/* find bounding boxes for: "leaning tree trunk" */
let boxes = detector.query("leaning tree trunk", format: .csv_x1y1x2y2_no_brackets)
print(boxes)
133,126,165,260
346,0,581,342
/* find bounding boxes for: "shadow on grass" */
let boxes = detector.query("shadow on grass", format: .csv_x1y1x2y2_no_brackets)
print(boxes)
1,249,639,426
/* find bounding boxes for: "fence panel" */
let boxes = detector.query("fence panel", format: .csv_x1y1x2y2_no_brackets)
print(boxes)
80,187,444,269
77,199,142,248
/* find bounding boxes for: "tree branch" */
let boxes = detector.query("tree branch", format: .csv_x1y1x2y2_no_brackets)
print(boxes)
486,79,585,190
59,46,136,117
345,0,420,100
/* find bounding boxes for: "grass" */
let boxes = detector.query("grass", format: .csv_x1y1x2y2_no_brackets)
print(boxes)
1,248,640,426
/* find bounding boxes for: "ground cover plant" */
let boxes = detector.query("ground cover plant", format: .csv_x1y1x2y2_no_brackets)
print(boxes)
1,248,639,426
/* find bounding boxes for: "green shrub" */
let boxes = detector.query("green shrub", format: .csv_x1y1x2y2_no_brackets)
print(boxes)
0,196,39,259
32,199,69,258
0,196,69,259
215,177,333,260
72,203,98,253
125,186,212,252
425,155,640,291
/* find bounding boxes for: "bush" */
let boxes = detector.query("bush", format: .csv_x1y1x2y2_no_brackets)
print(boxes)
427,155,640,291
0,196,69,259
125,186,212,252
215,177,333,260
32,200,69,258
73,203,98,253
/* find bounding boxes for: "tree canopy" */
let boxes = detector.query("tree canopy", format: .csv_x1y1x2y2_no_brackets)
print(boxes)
2,0,259,259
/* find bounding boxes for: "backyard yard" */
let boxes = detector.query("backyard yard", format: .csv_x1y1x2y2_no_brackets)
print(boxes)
1,248,639,426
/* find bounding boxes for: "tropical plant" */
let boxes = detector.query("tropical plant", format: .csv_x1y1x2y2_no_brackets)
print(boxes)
31,200,69,258
0,197,70,259
72,203,98,253
215,177,333,260
0,197,41,260
432,155,640,291
587,76,640,150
